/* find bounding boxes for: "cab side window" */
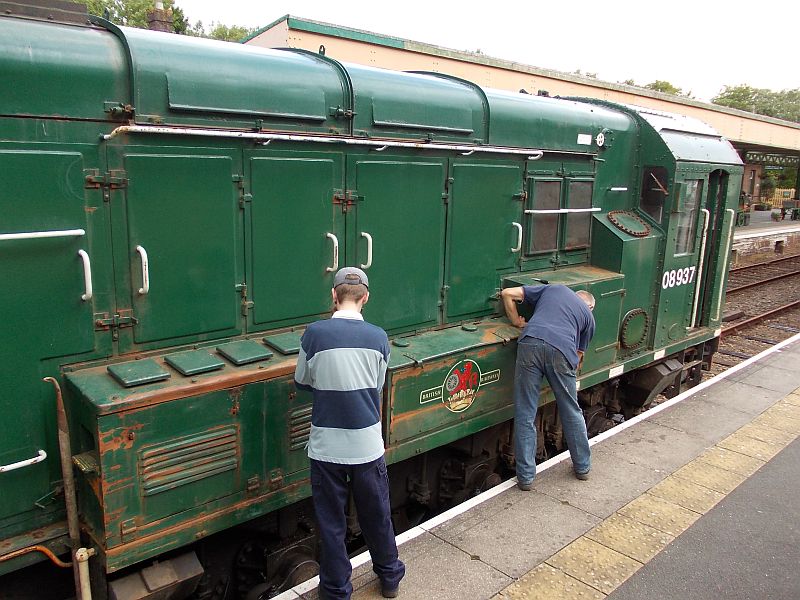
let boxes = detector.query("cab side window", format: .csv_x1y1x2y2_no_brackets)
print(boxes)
675,180,702,255
640,167,668,223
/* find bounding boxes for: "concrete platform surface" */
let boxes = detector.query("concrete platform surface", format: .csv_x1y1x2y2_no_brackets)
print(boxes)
275,333,800,600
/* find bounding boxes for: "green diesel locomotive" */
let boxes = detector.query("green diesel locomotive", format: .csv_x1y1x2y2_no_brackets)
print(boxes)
0,3,742,599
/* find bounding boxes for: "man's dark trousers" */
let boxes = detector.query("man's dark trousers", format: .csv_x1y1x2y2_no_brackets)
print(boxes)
311,456,405,599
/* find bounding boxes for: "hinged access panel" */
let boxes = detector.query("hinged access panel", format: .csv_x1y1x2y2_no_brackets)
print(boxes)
108,145,243,351
446,160,524,319
348,154,446,333
245,149,345,330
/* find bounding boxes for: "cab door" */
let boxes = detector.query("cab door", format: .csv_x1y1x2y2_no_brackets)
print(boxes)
696,169,735,328
653,171,708,346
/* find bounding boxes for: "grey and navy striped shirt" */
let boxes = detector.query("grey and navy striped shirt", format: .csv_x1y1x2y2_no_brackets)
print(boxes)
294,310,389,464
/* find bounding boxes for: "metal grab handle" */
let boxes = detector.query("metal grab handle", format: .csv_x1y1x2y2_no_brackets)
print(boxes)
511,222,522,253
0,228,85,242
525,207,601,214
135,245,150,295
360,232,373,269
690,209,710,328
0,449,47,473
77,249,92,301
325,233,339,272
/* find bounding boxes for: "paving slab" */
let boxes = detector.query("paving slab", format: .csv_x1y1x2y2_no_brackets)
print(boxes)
726,364,800,396
590,419,711,475
646,390,765,443
532,448,667,520
433,485,600,578
349,531,511,600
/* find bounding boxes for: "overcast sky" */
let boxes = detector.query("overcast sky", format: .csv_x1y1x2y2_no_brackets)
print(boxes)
179,0,798,103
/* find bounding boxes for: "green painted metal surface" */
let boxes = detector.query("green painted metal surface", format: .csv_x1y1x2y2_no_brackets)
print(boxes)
216,340,274,365
164,350,225,376
246,150,343,329
0,19,126,120
111,146,243,350
107,359,170,388
349,155,446,333
446,161,523,319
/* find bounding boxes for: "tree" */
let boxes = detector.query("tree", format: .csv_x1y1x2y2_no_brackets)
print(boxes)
207,23,258,42
86,0,182,30
644,80,683,95
712,85,800,123
86,0,257,41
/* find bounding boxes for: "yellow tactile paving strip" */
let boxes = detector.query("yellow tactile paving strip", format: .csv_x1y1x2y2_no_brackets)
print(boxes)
493,391,800,600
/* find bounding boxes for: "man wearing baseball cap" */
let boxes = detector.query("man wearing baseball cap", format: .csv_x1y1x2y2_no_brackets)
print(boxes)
295,267,405,599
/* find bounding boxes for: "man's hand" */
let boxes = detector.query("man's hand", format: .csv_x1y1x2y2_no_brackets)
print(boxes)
514,315,527,329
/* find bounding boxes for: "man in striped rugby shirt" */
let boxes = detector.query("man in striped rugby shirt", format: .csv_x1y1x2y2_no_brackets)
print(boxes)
295,267,405,600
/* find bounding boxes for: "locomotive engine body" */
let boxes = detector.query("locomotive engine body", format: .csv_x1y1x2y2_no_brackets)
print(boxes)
0,5,742,598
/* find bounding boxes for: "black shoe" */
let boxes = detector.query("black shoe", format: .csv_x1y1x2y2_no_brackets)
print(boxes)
574,470,590,481
381,583,400,598
517,480,533,491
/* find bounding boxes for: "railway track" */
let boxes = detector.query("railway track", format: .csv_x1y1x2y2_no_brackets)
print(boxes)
726,254,800,293
711,254,800,375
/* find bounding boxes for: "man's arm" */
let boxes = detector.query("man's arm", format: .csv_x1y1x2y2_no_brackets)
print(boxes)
501,287,526,328
294,335,313,391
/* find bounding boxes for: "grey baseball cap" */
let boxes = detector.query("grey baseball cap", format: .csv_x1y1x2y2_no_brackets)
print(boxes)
333,266,369,289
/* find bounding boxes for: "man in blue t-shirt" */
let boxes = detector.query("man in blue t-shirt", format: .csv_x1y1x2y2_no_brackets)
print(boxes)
295,267,405,599
501,284,596,490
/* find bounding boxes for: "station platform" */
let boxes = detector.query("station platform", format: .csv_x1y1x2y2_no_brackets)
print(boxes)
275,333,800,600
733,207,800,245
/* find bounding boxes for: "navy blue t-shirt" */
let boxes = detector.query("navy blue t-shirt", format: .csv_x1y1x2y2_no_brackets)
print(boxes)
519,284,595,370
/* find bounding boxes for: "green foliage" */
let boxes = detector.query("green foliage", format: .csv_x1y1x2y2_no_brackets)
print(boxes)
760,171,777,197
86,0,178,28
712,85,800,123
206,23,258,42
778,167,798,189
86,0,257,41
644,80,683,95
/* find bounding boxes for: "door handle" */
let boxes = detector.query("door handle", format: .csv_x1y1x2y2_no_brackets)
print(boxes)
0,449,47,473
325,233,339,272
360,232,373,269
511,222,522,253
135,245,150,295
78,249,92,301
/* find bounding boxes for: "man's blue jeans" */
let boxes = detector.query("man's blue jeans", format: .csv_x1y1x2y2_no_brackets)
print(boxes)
514,337,591,484
310,457,405,599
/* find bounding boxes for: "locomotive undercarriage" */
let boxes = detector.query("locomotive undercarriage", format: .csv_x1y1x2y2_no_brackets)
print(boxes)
173,338,718,600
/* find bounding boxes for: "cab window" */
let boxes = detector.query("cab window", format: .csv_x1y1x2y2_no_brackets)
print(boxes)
675,180,702,255
640,167,668,223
